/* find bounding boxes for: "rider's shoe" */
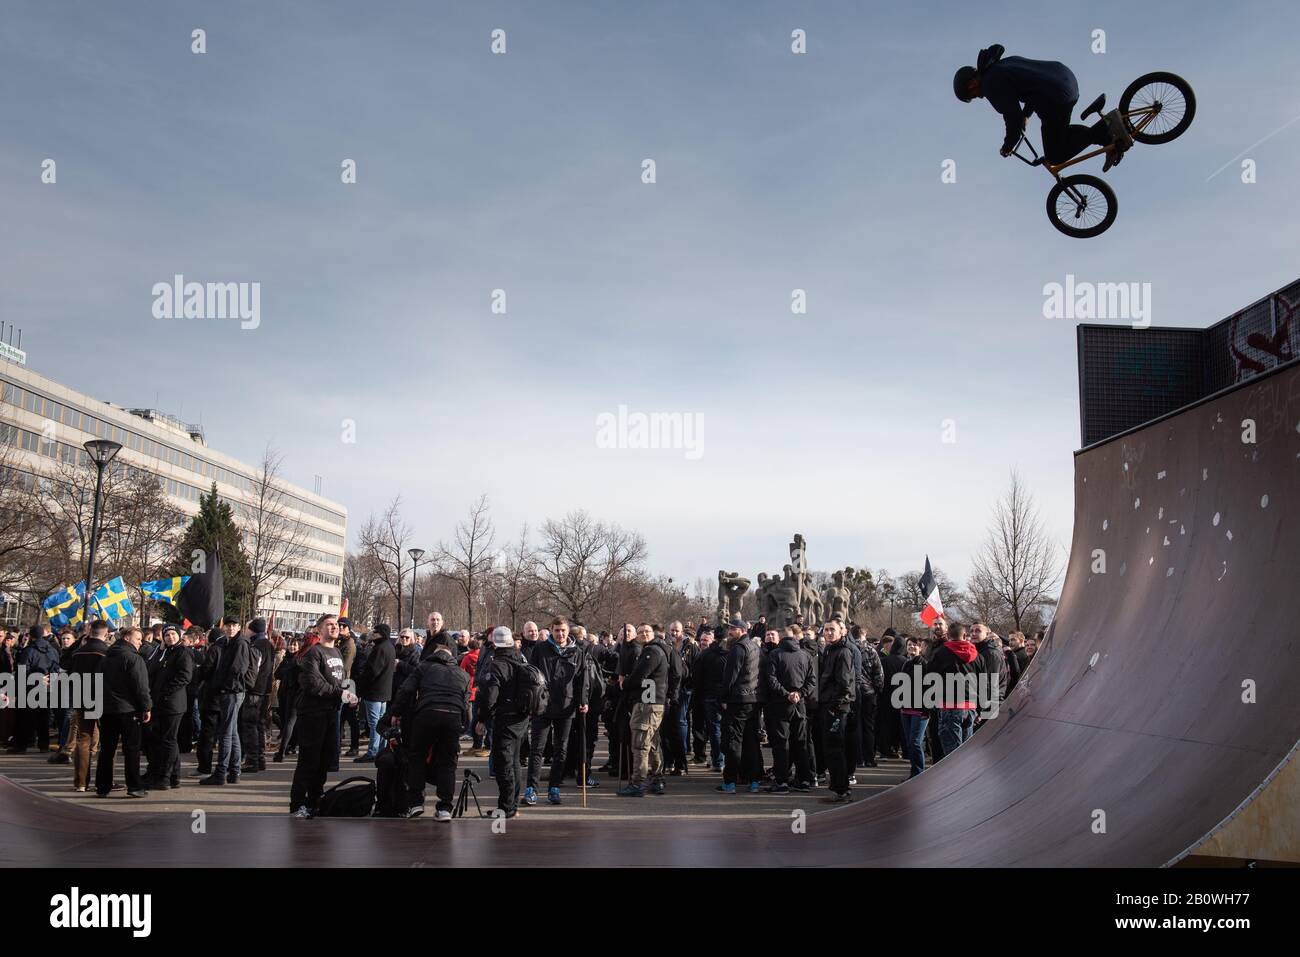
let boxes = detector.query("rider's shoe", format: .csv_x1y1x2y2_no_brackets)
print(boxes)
1102,109,1133,172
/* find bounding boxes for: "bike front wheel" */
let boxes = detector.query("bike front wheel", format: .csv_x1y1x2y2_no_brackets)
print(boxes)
1120,72,1196,144
1046,174,1117,238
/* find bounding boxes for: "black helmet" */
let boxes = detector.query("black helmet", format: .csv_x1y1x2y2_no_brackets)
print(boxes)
953,65,978,102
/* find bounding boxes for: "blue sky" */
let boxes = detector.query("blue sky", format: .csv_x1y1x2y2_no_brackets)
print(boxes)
2,0,1297,588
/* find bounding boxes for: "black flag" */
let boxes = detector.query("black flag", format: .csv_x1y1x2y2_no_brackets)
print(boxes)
176,548,224,629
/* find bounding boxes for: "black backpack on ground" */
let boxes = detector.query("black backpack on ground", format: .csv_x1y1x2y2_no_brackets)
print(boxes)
314,776,376,817
373,731,409,817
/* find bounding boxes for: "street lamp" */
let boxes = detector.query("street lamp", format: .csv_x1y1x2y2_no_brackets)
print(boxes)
407,548,426,630
81,439,122,623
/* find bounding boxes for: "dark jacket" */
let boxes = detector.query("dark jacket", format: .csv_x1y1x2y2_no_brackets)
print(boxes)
798,638,821,707
530,638,587,717
17,636,61,675
196,637,223,705
393,642,420,691
818,640,856,713
419,629,458,663
857,640,885,698
1005,647,1024,694
390,648,471,725
722,636,760,704
763,637,816,707
928,639,984,710
977,44,1080,151
248,636,276,695
356,634,397,702
295,643,346,716
626,639,670,708
696,642,728,699
977,639,1009,702
274,653,299,705
149,644,194,715
478,647,528,723
881,641,910,710
212,633,253,694
67,637,110,680
102,640,152,716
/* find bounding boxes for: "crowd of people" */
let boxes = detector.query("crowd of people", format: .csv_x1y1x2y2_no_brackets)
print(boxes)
0,610,1043,821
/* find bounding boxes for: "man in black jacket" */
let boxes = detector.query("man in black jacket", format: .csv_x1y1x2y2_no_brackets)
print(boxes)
356,623,397,763
193,627,225,775
877,629,907,759
239,618,276,774
850,625,885,771
96,627,152,798
419,611,458,662
524,617,588,806
202,617,252,786
818,619,856,802
142,625,193,790
762,627,816,792
971,623,1008,723
389,642,470,820
290,615,351,817
9,624,61,754
476,626,529,818
929,622,984,758
67,621,110,792
954,43,1130,170
718,622,762,793
694,628,727,771
619,624,669,797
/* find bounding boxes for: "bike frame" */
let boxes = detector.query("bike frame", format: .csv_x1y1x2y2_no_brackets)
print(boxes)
1010,104,1161,178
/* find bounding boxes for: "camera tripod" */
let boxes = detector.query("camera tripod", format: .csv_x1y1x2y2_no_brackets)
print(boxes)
452,768,486,819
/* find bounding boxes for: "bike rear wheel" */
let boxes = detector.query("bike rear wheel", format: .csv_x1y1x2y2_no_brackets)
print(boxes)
1046,174,1117,238
1119,72,1195,144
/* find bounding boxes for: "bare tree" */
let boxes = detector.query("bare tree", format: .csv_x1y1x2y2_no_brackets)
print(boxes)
970,470,1063,632
489,523,543,632
434,494,497,632
342,550,386,629
96,466,186,619
0,441,61,598
356,497,412,627
534,509,648,624
241,445,311,617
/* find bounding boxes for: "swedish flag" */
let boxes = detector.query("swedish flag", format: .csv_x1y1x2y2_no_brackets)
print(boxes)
42,583,86,630
140,576,190,605
93,576,135,621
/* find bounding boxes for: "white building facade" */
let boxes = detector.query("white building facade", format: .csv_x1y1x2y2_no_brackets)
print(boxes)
0,361,346,633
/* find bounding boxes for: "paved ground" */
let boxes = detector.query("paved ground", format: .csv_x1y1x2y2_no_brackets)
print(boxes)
0,735,908,820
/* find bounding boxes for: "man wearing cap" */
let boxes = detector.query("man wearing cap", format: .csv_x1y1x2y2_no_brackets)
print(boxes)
142,624,193,790
354,622,397,763
476,626,529,818
201,617,252,786
239,618,276,774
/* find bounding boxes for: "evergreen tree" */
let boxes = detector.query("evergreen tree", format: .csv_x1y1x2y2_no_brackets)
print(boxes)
168,482,252,621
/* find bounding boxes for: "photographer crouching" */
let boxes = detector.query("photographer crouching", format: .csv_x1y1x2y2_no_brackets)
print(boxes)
385,640,470,821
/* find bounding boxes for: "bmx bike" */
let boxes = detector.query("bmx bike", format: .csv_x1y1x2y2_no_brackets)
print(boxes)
1009,71,1195,238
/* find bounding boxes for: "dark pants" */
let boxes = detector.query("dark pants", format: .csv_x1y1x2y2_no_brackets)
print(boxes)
808,705,825,775
492,714,528,813
846,703,862,775
96,712,143,795
822,707,851,794
702,696,724,768
562,707,599,779
407,709,461,812
766,700,810,785
17,703,50,751
528,713,573,791
276,689,297,755
607,694,630,775
661,699,688,772
690,689,707,760
858,693,877,765
721,703,762,785
149,711,183,785
289,709,338,812
877,692,901,757
196,698,220,771
1039,101,1110,164
239,693,267,767
901,712,929,777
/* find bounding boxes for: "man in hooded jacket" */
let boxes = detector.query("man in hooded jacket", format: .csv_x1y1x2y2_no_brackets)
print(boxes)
929,622,985,757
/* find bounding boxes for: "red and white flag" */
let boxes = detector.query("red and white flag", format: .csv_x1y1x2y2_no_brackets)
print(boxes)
919,556,945,626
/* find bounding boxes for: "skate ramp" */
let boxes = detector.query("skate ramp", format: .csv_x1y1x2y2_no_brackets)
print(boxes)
2,360,1297,867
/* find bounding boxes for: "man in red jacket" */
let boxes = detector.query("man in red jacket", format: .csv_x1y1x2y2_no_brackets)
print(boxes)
459,639,482,753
